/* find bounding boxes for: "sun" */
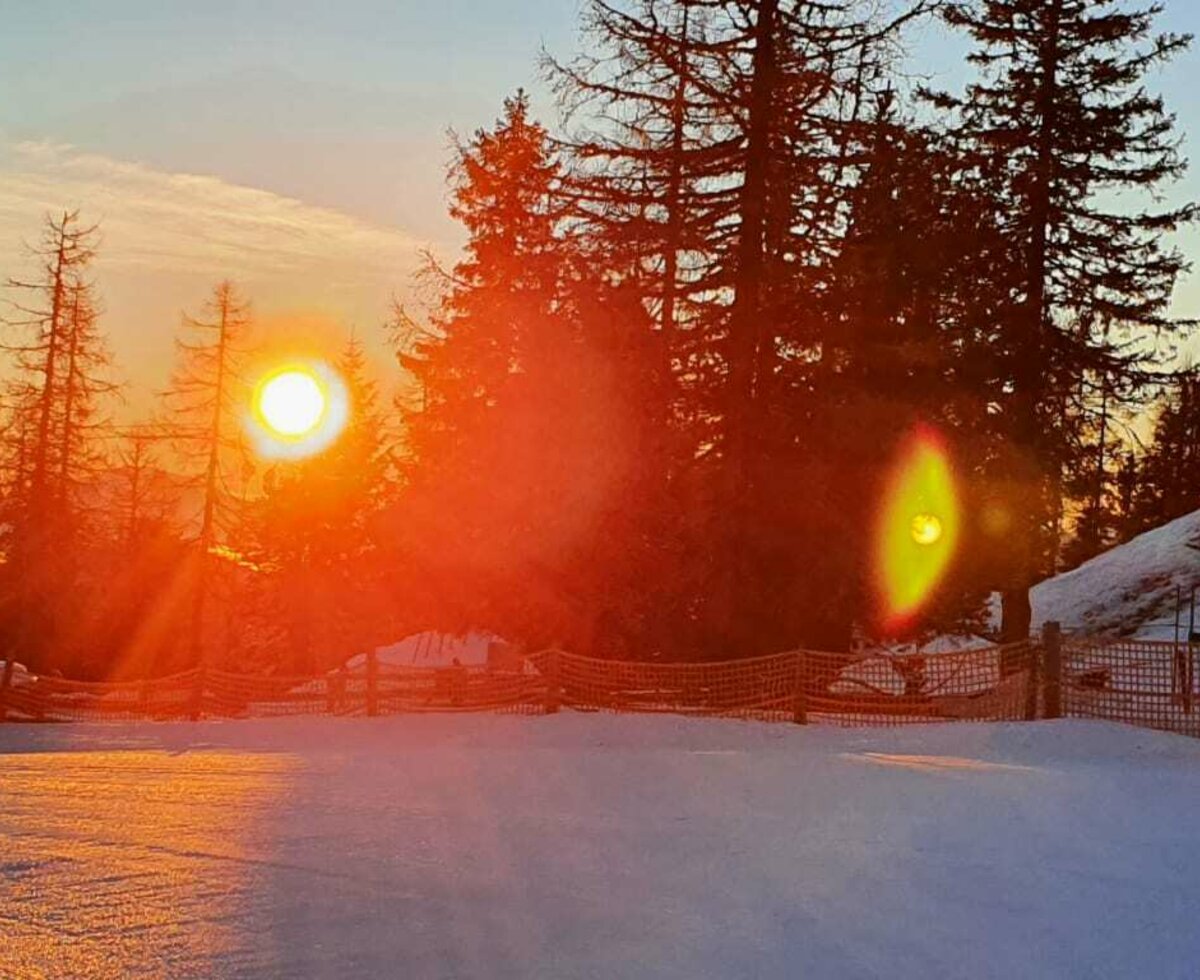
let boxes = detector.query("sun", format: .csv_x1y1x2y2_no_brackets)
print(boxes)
248,360,349,460
257,369,327,438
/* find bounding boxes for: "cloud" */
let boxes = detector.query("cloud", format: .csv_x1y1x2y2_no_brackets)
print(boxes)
0,139,433,414
0,139,426,286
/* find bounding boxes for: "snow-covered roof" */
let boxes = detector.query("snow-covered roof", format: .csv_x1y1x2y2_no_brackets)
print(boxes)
0,661,35,686
876,633,996,657
342,631,507,671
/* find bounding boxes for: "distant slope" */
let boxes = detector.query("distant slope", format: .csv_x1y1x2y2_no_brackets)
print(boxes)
1030,509,1200,639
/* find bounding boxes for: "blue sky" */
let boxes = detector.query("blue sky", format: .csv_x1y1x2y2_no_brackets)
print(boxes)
1,1,1198,406
1,0,581,242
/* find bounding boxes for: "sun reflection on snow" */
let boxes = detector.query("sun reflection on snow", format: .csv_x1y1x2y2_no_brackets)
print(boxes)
0,749,294,977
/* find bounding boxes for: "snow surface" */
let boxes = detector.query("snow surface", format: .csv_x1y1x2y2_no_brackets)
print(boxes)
3,714,1198,979
996,508,1200,639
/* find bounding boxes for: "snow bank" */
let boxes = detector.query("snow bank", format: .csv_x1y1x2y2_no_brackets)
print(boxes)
1000,509,1200,638
2,714,1197,978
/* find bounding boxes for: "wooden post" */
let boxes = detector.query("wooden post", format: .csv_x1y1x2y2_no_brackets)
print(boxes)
189,666,206,721
792,650,808,725
544,649,561,715
0,658,13,722
1023,640,1041,721
366,649,379,717
1042,621,1062,720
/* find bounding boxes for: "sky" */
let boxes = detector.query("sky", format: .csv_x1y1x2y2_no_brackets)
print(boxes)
1,0,1198,418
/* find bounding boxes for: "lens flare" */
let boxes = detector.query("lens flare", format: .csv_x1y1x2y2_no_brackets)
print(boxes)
910,513,944,546
875,427,960,629
249,361,349,460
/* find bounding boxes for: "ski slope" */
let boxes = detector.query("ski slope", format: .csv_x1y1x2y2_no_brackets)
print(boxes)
2,714,1198,979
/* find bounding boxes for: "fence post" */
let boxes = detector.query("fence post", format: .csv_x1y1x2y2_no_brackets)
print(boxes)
189,665,206,721
366,649,379,717
1042,621,1062,720
544,649,561,715
1022,639,1041,721
0,658,13,722
792,650,808,725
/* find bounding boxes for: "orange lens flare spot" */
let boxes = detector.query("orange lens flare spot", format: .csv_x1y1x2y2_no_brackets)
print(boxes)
875,428,960,629
910,513,944,546
257,369,326,438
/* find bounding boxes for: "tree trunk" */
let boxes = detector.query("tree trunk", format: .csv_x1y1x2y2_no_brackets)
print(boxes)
1000,0,1062,646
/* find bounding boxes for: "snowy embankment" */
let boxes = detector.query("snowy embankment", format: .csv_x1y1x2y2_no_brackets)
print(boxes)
2,715,1198,979
1027,508,1200,639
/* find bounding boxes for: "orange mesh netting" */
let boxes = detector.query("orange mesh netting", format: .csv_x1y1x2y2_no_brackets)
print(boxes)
1062,638,1200,737
0,637,1194,738
548,644,1035,726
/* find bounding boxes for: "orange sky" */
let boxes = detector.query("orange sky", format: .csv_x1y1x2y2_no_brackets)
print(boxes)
0,140,438,420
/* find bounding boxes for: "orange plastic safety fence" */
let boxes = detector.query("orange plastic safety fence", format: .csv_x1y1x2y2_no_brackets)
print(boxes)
801,644,1036,727
550,644,1036,726
1062,638,1200,737
9,638,1196,738
556,650,798,720
0,671,199,723
0,664,547,723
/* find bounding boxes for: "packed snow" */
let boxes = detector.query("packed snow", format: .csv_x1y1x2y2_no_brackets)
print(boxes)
2,714,1198,978
1022,508,1200,639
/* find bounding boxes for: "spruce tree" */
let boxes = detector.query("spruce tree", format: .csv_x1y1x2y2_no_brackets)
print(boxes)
935,0,1196,641
1,212,115,671
253,336,395,671
394,93,680,652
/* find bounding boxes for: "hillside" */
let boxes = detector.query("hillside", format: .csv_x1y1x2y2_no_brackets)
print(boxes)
1029,509,1200,639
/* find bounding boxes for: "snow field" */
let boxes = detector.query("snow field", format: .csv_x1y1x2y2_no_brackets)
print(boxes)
2,713,1199,979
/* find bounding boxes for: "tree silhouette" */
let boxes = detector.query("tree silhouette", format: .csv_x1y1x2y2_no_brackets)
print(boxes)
1,211,114,671
163,281,251,668
934,0,1196,642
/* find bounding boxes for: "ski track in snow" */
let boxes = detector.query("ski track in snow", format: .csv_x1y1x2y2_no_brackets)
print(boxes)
1,714,1198,979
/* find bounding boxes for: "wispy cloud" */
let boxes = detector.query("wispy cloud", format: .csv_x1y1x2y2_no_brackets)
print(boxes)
0,140,432,411
0,139,426,285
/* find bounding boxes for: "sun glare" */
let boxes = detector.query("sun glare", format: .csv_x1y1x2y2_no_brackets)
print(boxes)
258,369,326,437
910,513,944,547
248,360,349,460
875,426,960,629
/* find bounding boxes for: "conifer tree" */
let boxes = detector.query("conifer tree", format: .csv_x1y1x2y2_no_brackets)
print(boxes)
254,336,395,671
1,212,114,671
393,93,679,652
1133,368,1200,531
549,2,927,655
163,281,251,667
935,0,1196,641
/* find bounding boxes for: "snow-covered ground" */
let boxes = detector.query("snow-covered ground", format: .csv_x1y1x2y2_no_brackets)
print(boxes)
2,715,1198,979
1018,508,1200,639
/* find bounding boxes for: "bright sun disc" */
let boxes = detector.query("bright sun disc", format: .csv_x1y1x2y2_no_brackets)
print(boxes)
258,370,326,437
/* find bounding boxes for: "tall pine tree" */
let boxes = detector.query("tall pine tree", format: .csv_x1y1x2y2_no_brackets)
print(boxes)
935,0,1196,642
